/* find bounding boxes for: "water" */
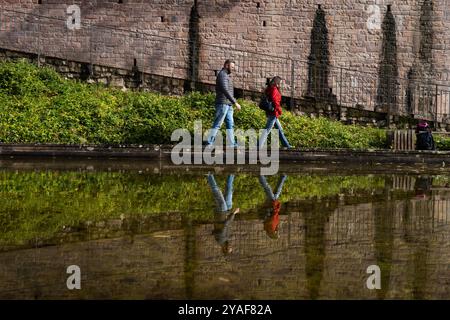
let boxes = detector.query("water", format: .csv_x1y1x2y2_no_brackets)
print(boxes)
0,160,449,299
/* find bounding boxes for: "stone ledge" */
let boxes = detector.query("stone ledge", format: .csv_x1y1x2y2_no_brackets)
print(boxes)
1,143,450,165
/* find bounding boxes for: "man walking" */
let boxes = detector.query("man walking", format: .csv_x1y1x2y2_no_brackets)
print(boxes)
206,60,242,147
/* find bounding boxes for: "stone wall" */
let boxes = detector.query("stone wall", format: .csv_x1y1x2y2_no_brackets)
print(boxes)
1,0,450,123
0,47,431,129
1,1,449,86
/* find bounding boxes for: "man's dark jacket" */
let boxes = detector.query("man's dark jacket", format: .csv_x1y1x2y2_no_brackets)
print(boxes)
215,68,236,105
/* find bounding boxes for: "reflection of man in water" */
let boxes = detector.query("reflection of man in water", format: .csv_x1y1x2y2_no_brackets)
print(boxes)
258,175,287,239
207,174,240,255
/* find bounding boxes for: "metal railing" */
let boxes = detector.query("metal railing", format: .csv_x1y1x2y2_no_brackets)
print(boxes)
1,7,450,123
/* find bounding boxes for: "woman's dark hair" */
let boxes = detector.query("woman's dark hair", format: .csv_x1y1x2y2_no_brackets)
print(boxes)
269,76,282,88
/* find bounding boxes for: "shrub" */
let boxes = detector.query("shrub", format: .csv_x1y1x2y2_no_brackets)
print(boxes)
434,134,450,150
0,59,386,149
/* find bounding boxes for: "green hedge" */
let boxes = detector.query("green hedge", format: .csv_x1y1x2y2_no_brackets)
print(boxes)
434,134,450,150
0,59,386,149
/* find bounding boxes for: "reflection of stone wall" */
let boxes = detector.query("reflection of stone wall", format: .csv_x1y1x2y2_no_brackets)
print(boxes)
0,199,449,299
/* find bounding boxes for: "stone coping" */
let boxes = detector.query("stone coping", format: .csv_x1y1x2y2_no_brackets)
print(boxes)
1,143,450,166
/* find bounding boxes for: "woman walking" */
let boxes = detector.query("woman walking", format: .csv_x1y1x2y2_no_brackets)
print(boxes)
259,76,292,149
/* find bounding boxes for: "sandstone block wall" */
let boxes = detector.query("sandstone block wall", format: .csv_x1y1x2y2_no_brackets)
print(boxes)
0,1,449,116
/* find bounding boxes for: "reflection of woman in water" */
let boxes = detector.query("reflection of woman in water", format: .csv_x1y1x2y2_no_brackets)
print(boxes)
207,174,240,255
258,175,287,239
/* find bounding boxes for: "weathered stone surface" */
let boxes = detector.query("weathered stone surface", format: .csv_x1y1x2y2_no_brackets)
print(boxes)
0,1,448,85
0,1,449,126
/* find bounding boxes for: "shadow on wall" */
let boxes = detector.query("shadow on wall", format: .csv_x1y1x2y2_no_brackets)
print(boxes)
376,5,399,114
406,67,416,114
185,0,201,93
307,5,333,100
419,0,434,64
407,0,435,116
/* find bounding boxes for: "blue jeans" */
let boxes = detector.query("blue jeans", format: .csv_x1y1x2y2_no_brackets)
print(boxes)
259,175,287,201
207,174,234,212
207,104,237,147
259,115,291,148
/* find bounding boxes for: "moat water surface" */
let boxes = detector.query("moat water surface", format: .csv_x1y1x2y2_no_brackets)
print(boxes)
0,161,449,299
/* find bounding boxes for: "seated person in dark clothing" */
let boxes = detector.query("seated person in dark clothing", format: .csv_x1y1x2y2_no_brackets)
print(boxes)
207,174,240,255
416,120,436,150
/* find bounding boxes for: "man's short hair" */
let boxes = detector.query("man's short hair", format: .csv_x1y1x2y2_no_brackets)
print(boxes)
224,59,235,67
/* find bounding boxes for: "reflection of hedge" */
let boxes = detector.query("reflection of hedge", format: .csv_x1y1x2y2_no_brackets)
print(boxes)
431,175,450,185
0,59,386,149
0,171,385,246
